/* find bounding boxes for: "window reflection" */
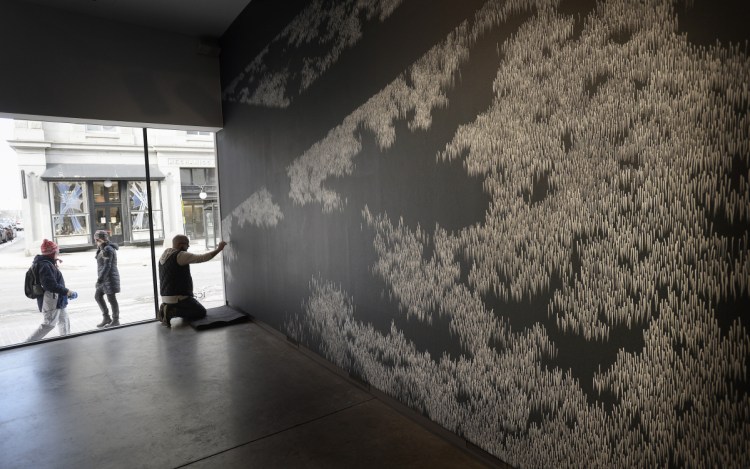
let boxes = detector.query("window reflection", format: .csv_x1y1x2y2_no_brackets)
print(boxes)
129,181,163,241
51,182,90,245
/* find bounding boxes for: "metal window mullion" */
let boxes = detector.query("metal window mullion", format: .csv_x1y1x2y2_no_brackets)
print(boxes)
143,128,159,319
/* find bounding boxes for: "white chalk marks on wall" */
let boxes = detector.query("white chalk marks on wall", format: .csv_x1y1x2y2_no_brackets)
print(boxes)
221,188,283,283
286,20,474,212
230,188,284,229
282,0,750,466
223,0,405,108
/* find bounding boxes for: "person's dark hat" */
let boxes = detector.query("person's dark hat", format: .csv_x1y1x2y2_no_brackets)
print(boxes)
94,230,110,241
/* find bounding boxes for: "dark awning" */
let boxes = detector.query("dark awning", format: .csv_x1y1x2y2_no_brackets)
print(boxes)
41,164,166,181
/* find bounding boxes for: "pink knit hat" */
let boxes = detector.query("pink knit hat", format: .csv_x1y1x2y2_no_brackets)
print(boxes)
40,239,59,256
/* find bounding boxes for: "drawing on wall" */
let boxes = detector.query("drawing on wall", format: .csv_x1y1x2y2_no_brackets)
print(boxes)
225,0,750,466
221,188,282,282
222,0,406,108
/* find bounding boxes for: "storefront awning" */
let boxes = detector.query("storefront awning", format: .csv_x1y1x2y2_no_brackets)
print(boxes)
41,164,166,181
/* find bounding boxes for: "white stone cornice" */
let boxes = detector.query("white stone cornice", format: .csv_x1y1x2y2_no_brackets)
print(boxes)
6,140,52,151
150,145,215,154
47,143,145,153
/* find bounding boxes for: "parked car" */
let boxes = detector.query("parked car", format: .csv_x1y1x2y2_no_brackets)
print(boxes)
0,222,13,243
14,219,23,231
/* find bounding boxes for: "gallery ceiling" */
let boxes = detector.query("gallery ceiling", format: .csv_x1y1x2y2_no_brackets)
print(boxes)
13,0,252,38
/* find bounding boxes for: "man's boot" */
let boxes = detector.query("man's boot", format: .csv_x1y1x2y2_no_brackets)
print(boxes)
97,314,112,328
162,304,176,328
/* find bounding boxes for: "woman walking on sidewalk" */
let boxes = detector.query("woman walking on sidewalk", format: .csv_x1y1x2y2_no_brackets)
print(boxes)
93,230,121,327
26,239,77,342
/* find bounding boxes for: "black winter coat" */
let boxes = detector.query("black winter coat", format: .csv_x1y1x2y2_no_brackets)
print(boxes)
95,242,121,294
34,254,68,311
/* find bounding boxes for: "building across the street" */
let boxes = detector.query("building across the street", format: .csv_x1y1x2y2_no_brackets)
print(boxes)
8,120,219,254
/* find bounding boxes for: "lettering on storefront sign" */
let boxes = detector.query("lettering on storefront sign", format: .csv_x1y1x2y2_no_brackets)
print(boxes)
167,158,215,167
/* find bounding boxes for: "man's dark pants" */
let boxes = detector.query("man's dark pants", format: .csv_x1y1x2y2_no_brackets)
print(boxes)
175,297,207,320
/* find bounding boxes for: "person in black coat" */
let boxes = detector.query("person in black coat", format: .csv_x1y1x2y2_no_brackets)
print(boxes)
26,239,77,342
93,230,121,327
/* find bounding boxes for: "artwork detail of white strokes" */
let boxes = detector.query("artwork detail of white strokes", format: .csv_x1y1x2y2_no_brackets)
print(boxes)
285,0,750,467
221,188,283,283
222,0,406,108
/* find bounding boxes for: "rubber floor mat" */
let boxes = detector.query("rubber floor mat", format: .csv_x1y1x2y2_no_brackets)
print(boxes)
190,305,250,330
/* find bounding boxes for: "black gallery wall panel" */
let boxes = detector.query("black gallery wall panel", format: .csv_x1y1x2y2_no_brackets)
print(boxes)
216,0,750,467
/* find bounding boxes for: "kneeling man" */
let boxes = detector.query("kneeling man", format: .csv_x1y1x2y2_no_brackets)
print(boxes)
158,234,227,327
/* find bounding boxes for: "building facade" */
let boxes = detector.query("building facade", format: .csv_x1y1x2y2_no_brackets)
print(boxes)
9,121,218,254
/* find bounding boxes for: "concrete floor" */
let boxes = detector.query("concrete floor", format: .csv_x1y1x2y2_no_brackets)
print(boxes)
0,307,499,469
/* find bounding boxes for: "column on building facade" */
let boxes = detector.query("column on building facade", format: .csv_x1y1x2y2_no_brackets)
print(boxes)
11,121,51,255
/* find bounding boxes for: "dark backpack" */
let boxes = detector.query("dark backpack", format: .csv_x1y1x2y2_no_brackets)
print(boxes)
24,264,44,299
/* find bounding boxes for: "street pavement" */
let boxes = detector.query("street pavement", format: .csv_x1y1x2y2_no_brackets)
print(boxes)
0,232,225,347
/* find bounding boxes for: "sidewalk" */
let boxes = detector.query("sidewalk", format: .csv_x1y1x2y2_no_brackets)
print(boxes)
0,233,225,347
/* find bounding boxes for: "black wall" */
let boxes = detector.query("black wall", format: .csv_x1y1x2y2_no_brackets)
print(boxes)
217,0,750,466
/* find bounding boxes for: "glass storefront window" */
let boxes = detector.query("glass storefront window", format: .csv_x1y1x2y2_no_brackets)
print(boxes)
180,168,215,186
128,180,164,241
130,211,163,231
180,168,192,183
50,181,90,246
52,214,89,236
0,121,222,349
93,181,120,203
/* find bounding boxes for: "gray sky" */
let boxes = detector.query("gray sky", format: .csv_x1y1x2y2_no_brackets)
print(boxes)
0,118,22,211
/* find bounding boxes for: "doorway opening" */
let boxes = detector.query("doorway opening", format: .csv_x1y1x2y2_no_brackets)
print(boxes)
92,180,124,244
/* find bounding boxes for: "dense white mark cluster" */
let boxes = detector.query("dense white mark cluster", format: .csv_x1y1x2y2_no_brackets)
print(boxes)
287,0,559,210
288,122,361,212
220,188,282,284
220,214,238,285
281,0,750,467
287,26,473,211
230,188,284,229
222,0,405,108
286,276,357,369
441,0,750,344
